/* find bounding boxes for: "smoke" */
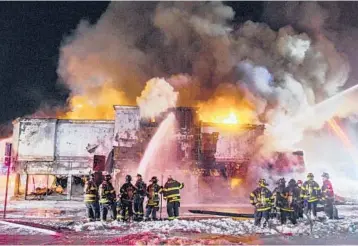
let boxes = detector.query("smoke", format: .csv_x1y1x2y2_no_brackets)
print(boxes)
57,2,235,104
136,78,178,119
57,2,358,182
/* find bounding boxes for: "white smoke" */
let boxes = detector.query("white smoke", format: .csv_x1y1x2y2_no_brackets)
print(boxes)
136,78,178,119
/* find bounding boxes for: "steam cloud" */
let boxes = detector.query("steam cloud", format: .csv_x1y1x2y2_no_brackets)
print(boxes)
136,78,178,119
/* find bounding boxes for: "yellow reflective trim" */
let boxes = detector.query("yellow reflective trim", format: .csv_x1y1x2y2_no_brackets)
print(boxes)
164,187,181,192
250,193,255,197
257,207,271,211
166,194,180,198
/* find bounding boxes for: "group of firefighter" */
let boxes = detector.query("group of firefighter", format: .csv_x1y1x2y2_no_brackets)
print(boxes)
250,172,337,227
84,173,184,222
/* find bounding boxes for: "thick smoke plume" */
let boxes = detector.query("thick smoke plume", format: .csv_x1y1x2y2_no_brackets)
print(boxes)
58,2,356,166
136,78,178,119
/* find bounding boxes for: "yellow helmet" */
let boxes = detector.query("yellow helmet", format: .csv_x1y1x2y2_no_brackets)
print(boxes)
307,173,314,179
258,178,268,187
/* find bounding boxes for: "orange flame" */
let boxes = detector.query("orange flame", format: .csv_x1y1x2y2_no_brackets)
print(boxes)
58,83,129,120
197,96,256,125
230,178,243,189
328,118,358,163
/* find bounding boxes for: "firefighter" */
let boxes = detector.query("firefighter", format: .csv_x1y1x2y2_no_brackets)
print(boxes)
296,180,304,218
250,178,272,227
271,178,287,224
163,175,184,220
133,174,147,221
301,173,321,219
119,175,137,222
99,173,117,222
284,179,299,225
321,172,336,219
84,174,99,222
145,176,163,221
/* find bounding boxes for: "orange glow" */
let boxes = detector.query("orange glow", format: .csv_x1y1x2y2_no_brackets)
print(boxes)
230,178,243,189
328,118,358,163
58,83,129,120
197,96,256,126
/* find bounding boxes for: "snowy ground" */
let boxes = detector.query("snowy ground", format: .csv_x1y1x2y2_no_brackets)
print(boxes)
0,201,357,245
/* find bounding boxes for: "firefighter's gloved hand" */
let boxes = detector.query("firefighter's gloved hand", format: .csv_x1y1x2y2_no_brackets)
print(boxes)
255,203,262,208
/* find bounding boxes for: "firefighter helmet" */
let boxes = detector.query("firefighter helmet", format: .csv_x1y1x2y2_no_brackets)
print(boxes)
104,174,111,181
276,178,285,185
297,180,303,186
137,173,142,178
288,179,296,186
307,173,314,179
258,178,268,187
126,175,132,182
322,172,329,179
149,176,158,183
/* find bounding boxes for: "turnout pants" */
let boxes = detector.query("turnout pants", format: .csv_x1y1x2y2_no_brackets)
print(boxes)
167,201,180,220
324,199,334,219
133,196,144,220
296,201,304,218
254,209,270,226
121,200,133,221
100,202,117,221
145,206,159,220
304,201,318,217
85,202,99,221
280,210,297,225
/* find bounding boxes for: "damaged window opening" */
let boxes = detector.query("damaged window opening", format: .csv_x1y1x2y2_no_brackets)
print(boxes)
25,175,68,201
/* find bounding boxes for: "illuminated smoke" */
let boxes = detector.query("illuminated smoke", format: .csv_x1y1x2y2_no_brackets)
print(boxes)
136,78,178,119
57,2,355,162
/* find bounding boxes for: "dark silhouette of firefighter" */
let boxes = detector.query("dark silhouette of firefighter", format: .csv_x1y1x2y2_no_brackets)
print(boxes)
296,180,304,218
283,179,299,225
119,175,137,222
301,173,321,219
321,172,337,219
163,175,184,220
84,174,99,222
99,173,117,221
145,176,163,221
133,174,147,221
250,178,272,227
271,178,289,224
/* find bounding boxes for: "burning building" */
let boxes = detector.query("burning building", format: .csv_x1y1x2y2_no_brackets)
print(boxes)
4,105,304,202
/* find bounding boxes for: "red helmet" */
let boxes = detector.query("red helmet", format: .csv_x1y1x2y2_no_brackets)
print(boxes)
297,180,303,185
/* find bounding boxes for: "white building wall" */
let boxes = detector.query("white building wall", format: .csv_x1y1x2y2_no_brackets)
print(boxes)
55,120,114,159
113,106,140,147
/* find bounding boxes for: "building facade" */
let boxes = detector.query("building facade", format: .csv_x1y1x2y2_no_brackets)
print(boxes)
7,106,267,201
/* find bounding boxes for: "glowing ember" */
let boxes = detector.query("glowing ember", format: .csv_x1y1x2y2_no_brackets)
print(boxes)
58,83,129,120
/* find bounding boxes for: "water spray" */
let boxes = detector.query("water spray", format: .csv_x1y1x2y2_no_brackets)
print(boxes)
137,112,176,178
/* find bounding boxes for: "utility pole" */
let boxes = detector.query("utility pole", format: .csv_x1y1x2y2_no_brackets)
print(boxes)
3,143,12,219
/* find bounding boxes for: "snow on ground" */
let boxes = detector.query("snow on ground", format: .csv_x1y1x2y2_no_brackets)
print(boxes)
0,204,358,245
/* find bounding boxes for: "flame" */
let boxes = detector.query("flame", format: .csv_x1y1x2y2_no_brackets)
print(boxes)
230,178,242,189
197,96,256,125
58,83,129,120
328,118,358,164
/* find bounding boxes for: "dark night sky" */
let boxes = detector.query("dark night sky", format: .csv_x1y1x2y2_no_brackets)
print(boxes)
0,1,262,128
